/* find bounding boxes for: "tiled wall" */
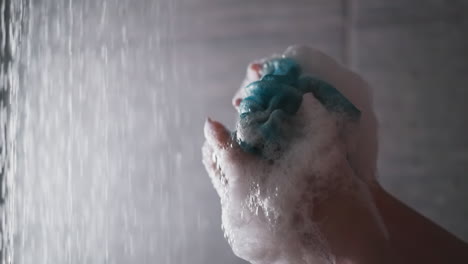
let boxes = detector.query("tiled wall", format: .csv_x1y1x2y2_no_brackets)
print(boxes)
175,0,468,262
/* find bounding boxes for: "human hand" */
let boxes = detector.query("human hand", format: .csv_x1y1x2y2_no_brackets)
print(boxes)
202,46,389,264
233,46,379,185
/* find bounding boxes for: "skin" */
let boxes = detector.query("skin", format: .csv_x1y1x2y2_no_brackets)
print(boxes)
372,185,468,264
203,46,468,264
203,106,394,264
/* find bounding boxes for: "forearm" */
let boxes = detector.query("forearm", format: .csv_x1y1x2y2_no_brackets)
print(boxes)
372,185,468,264
313,186,396,264
304,160,398,264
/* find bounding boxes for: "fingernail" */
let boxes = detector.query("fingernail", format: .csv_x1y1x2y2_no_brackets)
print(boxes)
204,117,231,147
248,63,262,80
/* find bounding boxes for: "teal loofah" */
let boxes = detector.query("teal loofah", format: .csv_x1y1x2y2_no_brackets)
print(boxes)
236,57,360,158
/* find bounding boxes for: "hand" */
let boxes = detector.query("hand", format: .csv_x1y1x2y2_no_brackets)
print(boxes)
202,46,390,264
233,46,379,185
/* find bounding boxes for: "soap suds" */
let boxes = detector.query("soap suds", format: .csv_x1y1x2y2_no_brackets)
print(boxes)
204,92,359,264
283,45,378,184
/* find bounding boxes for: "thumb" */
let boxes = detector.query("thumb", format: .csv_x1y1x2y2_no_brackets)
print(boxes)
204,117,232,149
202,118,258,193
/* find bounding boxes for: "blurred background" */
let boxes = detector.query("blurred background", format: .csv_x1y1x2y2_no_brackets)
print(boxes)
0,0,467,263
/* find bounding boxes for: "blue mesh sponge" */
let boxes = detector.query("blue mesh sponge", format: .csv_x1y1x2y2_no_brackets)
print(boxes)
235,57,360,159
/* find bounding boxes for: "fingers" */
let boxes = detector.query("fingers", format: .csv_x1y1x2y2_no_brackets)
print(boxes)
232,46,378,183
248,62,263,80
202,118,259,196
233,62,263,109
284,45,378,184
296,92,336,136
299,76,361,121
283,45,338,85
283,45,371,119
204,118,231,148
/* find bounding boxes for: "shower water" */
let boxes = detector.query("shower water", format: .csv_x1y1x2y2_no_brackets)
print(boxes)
11,1,201,264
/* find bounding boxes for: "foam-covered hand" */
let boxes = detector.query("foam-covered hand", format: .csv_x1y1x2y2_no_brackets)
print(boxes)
233,46,378,184
202,46,383,264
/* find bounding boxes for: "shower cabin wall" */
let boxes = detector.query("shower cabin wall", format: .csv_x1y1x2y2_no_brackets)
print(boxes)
11,0,468,264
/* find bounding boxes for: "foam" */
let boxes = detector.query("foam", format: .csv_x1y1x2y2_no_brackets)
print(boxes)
204,91,360,263
282,45,378,184
202,46,378,264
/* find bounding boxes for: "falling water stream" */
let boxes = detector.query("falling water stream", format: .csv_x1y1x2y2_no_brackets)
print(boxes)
15,0,185,263
0,0,229,263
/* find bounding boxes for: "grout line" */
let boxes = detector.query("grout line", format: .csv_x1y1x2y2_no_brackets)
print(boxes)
342,0,356,69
